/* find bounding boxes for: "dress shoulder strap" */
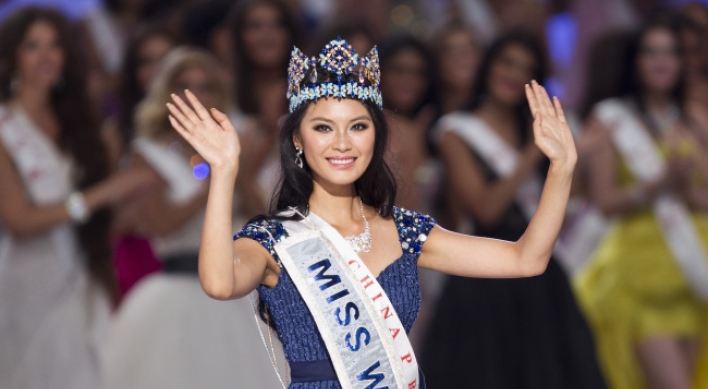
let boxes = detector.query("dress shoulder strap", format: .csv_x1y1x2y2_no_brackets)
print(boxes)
234,218,289,265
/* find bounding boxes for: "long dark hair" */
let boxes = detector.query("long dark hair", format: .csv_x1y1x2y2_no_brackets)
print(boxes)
117,23,178,148
469,30,549,146
0,8,117,300
584,16,686,121
580,30,634,119
229,0,299,115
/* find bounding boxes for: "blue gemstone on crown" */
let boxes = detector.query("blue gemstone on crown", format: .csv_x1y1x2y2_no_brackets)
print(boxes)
287,37,382,113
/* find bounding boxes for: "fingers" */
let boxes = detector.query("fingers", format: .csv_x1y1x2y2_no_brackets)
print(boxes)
170,93,200,124
525,84,540,116
534,111,543,134
553,96,567,123
184,89,212,121
532,80,554,116
169,114,192,140
210,108,237,133
167,103,191,130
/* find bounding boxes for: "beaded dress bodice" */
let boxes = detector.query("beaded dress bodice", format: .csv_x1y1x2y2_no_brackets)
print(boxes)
234,207,435,389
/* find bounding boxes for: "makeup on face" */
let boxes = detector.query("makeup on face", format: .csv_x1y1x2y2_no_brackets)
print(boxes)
296,99,375,188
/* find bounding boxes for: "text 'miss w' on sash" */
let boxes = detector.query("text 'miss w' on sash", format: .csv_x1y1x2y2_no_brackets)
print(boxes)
275,211,419,389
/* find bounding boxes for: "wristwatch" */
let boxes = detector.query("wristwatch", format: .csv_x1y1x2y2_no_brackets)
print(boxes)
65,192,90,223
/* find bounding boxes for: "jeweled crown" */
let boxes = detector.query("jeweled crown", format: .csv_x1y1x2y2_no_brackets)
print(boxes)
287,37,382,113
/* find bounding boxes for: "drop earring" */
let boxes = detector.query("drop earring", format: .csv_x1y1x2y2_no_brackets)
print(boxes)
294,146,303,169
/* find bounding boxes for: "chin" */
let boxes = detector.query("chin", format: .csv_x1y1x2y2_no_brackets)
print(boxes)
499,95,523,107
313,170,364,189
647,82,677,93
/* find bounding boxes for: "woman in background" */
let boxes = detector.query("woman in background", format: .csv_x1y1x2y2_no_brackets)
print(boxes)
182,0,235,68
379,35,441,215
422,31,606,389
0,8,152,389
229,0,298,217
111,23,179,297
104,48,280,389
116,24,178,153
434,23,480,115
577,17,708,389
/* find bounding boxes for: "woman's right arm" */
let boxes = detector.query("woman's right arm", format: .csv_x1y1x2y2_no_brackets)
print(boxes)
167,90,275,300
0,140,154,240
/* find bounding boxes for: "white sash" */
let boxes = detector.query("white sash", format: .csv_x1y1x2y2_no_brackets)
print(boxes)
434,113,542,221
274,212,419,389
595,98,708,300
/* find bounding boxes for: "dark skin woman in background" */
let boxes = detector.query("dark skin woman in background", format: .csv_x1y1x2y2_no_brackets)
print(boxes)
422,31,607,389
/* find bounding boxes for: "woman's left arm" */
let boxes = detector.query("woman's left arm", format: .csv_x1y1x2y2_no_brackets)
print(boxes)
418,81,577,278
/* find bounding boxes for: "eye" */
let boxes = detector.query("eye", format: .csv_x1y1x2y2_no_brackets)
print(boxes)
314,124,331,132
351,122,369,131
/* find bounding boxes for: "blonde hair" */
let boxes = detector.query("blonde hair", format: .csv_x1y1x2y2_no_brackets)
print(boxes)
135,47,232,140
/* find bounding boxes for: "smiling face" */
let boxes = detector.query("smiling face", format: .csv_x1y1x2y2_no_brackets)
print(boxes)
15,20,65,92
294,98,375,192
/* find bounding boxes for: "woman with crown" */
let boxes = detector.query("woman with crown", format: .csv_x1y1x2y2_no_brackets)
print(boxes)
165,38,576,388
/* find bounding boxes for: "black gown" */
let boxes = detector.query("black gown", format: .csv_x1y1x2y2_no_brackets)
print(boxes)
421,150,607,389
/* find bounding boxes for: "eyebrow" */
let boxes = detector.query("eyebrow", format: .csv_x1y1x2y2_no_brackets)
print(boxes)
309,116,372,123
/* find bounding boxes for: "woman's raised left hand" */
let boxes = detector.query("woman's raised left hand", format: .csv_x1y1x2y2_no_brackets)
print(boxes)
525,80,577,170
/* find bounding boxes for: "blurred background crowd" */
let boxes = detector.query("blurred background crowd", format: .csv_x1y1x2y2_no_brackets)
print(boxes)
1,0,708,388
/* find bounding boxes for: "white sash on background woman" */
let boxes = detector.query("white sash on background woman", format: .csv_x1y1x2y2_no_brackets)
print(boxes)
0,104,109,389
434,112,601,271
594,98,708,300
435,112,543,221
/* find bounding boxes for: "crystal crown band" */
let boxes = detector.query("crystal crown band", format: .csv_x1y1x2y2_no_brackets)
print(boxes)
287,37,382,113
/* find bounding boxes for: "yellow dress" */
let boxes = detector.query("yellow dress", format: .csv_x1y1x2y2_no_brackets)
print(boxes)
575,146,708,389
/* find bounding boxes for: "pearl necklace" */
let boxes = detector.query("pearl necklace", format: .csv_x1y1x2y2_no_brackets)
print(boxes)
343,197,372,253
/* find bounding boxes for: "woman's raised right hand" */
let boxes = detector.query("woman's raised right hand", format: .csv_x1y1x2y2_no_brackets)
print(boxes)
167,90,241,173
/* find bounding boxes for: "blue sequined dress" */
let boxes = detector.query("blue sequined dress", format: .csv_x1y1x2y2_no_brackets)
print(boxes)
234,207,435,389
